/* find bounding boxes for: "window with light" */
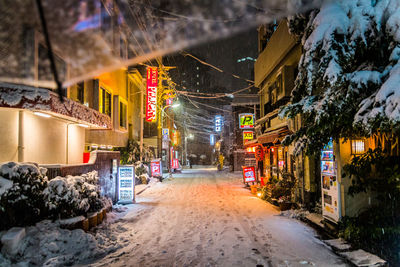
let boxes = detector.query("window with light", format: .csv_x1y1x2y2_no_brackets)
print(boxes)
351,139,365,155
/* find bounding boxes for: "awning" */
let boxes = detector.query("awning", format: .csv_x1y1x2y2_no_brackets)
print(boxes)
257,125,291,146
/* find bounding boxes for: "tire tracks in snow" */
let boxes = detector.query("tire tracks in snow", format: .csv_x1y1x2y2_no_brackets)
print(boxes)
214,176,274,267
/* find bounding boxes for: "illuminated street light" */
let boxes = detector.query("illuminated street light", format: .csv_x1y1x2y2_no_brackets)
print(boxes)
171,102,180,108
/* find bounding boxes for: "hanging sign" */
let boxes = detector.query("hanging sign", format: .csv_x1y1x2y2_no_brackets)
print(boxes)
162,128,169,140
321,139,341,223
242,166,256,183
243,131,254,140
150,159,162,177
210,134,215,145
171,159,179,169
118,165,135,203
255,145,264,161
239,113,255,129
146,67,158,122
215,115,223,132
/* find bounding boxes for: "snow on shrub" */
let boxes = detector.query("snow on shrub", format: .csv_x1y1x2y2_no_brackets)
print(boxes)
134,161,150,184
0,162,48,230
44,171,104,219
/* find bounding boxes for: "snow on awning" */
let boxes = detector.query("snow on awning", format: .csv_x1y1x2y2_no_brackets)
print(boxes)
257,125,291,146
256,110,278,125
0,82,111,128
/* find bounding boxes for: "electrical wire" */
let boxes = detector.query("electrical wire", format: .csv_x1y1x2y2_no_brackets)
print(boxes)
181,51,255,84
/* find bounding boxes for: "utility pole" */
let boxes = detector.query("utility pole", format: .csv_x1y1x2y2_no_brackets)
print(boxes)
140,79,144,162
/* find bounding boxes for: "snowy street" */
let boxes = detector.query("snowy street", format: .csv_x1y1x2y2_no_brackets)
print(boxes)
88,166,348,267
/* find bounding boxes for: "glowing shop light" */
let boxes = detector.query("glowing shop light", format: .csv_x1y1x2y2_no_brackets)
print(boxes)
34,112,51,118
77,123,89,128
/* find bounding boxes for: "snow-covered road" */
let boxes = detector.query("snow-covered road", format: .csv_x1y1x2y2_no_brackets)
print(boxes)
89,166,348,267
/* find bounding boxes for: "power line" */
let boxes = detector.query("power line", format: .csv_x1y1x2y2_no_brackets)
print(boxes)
181,51,255,84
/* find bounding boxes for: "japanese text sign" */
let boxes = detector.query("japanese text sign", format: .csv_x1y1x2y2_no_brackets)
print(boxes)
118,166,135,203
215,115,223,132
243,131,254,140
146,67,158,122
239,113,255,129
242,166,256,183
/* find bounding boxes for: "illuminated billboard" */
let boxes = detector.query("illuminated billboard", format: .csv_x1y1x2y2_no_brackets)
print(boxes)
146,67,158,122
239,113,255,129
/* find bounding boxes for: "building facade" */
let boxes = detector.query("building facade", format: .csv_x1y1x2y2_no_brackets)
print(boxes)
252,20,398,225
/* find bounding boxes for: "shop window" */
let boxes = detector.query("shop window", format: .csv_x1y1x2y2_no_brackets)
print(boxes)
351,139,365,155
99,87,111,117
119,101,127,128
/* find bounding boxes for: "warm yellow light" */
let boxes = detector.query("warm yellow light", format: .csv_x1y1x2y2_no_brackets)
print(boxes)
351,139,365,155
257,192,262,197
34,112,51,118
77,123,89,128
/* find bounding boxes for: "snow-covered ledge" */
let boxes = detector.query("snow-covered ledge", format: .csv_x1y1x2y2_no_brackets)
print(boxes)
0,82,111,129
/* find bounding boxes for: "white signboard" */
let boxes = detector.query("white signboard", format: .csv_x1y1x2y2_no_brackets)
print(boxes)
118,166,135,203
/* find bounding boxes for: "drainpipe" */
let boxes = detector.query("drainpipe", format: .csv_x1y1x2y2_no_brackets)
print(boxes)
66,123,74,164
18,110,24,162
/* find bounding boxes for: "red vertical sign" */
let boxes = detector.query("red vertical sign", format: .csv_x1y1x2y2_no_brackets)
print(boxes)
146,67,158,122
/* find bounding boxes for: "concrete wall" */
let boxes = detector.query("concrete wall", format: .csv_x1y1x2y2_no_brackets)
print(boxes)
0,109,18,162
254,20,297,87
0,108,85,164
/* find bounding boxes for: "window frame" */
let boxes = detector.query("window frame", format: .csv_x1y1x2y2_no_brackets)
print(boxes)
119,99,127,129
99,86,112,118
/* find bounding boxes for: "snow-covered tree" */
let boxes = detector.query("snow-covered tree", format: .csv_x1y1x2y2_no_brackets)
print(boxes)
280,0,400,154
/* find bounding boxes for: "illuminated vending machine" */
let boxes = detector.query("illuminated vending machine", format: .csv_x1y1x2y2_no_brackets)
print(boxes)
321,139,341,223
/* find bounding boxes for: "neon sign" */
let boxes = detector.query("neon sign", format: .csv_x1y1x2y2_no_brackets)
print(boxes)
239,113,255,129
215,115,223,132
146,67,158,122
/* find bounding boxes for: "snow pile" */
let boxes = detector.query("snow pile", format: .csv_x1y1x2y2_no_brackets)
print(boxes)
43,171,104,219
279,209,310,220
0,162,48,230
1,220,124,266
281,0,400,151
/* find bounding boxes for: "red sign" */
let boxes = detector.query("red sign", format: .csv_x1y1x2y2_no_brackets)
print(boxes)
171,159,179,169
255,145,264,161
242,166,256,183
151,159,162,177
146,67,158,122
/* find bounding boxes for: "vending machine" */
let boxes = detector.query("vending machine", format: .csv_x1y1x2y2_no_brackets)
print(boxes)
321,139,341,222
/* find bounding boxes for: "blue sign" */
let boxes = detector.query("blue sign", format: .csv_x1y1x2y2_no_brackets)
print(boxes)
215,115,223,132
210,134,215,145
162,128,169,135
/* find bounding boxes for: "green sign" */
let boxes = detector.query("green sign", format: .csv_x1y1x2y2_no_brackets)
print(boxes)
239,113,254,129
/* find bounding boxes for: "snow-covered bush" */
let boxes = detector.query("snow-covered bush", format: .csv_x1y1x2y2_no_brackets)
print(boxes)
135,162,150,185
43,171,104,219
115,139,155,165
281,0,400,154
0,162,48,230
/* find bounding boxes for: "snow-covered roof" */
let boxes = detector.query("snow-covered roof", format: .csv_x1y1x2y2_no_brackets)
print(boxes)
0,82,111,128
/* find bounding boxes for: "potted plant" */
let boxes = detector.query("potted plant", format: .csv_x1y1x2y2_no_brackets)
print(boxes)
278,195,292,211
